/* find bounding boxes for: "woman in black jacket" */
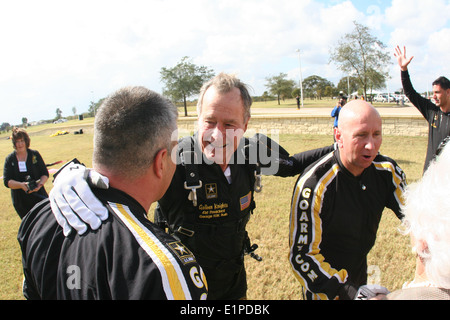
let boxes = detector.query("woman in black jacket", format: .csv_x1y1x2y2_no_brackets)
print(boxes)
3,128,49,218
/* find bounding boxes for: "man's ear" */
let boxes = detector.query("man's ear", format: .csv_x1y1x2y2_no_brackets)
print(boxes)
243,116,250,132
152,148,168,179
335,127,343,148
416,239,429,258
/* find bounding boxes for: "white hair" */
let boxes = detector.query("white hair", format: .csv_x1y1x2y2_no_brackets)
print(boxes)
197,72,252,122
400,142,450,288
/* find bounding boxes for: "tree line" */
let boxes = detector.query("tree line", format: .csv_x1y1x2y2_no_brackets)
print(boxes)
161,21,391,111
264,73,364,105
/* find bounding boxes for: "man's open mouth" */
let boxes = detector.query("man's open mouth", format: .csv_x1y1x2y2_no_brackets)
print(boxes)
209,142,228,149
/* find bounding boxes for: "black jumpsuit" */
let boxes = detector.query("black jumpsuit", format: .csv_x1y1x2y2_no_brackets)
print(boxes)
156,133,334,299
289,150,406,299
18,188,208,300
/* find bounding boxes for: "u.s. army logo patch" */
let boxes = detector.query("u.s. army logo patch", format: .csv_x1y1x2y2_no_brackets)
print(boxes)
205,183,217,199
168,241,196,265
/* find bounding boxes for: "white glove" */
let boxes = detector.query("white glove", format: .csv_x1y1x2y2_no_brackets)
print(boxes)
50,161,109,236
354,284,390,300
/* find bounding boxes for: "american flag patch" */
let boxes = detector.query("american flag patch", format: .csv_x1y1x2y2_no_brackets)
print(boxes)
240,192,252,211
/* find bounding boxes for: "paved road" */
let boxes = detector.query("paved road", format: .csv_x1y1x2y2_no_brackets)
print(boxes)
250,104,422,117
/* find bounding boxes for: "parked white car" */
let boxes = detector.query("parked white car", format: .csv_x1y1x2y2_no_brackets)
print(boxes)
387,94,399,103
373,94,387,102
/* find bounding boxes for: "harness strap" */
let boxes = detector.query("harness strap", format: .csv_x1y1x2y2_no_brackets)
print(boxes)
181,145,202,206
175,211,251,238
253,162,262,193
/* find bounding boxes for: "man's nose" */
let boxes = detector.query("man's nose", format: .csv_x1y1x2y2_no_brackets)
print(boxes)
210,124,226,140
365,137,375,150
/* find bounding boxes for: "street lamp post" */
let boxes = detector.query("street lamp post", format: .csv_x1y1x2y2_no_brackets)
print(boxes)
296,49,304,109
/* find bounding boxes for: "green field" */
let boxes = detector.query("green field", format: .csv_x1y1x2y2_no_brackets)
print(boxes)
0,107,426,300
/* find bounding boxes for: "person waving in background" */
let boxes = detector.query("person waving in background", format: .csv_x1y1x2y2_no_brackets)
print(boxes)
395,45,450,173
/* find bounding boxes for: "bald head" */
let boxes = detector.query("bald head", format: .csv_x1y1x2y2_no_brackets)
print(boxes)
335,100,382,176
338,100,381,130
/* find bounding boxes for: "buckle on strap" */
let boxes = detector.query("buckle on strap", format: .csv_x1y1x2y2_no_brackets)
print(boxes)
184,180,202,206
254,168,263,193
181,149,202,206
176,226,195,237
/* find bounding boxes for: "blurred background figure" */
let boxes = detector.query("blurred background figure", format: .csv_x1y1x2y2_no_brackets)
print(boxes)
331,93,347,141
331,92,347,129
3,128,49,219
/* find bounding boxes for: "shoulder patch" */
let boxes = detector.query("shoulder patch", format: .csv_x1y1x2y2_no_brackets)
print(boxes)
167,241,196,265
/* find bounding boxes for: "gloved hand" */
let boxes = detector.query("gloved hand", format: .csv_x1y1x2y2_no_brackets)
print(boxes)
354,284,390,300
50,161,109,236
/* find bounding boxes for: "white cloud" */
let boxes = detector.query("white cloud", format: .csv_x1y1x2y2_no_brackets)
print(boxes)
0,0,449,125
385,0,450,92
386,0,450,45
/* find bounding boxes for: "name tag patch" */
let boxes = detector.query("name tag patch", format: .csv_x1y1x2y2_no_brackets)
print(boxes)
18,161,27,172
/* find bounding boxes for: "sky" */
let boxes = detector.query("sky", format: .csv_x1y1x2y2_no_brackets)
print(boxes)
1,0,449,125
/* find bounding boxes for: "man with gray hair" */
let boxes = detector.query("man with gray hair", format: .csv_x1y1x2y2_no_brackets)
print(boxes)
383,141,450,300
18,87,208,300
50,73,334,299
